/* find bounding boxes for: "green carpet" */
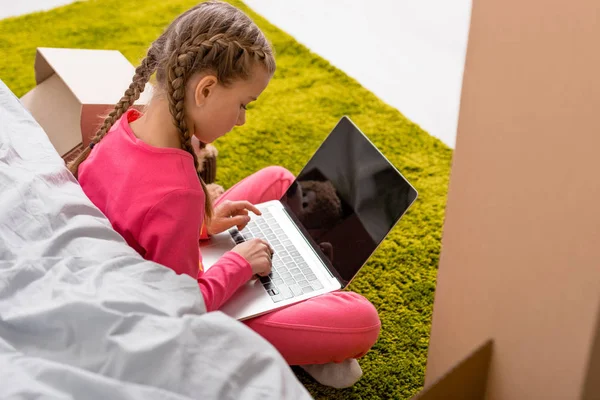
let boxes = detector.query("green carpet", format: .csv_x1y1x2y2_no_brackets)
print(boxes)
0,1,452,398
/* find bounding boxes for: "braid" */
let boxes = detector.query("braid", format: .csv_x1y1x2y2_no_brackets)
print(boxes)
159,1,276,220
68,49,158,178
164,26,275,219
166,38,215,219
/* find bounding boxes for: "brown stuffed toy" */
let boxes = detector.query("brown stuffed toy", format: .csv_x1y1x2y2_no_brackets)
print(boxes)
297,180,343,231
192,137,223,202
294,180,342,263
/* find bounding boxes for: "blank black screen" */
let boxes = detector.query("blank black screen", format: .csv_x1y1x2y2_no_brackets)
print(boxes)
280,117,417,286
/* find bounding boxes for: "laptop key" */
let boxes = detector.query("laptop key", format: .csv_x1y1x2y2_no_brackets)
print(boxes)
292,274,304,283
272,278,284,286
271,294,283,303
300,269,312,277
275,265,288,273
278,286,294,300
301,286,314,294
284,277,296,286
305,273,318,281
230,231,245,244
267,288,279,296
297,279,309,288
310,281,324,290
289,284,303,297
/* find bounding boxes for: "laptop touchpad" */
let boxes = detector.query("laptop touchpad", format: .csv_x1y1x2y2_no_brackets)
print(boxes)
200,231,236,269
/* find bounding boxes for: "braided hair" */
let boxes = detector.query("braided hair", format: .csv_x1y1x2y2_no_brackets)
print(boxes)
69,1,276,221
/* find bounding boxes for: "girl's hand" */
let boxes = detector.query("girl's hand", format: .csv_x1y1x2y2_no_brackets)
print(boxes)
231,238,273,277
208,200,262,235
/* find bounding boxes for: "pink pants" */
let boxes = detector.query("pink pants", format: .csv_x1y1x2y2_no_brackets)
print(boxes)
214,166,381,366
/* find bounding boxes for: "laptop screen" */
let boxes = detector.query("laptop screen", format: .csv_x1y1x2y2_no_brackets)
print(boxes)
280,117,417,286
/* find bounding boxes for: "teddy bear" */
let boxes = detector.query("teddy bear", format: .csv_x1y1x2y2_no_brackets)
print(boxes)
282,178,344,263
294,180,343,231
192,136,224,202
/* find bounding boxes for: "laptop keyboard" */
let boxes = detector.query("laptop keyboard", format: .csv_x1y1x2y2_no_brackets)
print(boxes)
230,208,325,303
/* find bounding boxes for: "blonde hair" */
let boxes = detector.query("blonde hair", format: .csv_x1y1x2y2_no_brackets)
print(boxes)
69,1,276,220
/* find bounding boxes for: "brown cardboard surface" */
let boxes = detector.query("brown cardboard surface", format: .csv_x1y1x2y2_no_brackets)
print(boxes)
21,47,153,156
425,0,600,398
80,103,118,149
582,301,600,400
413,340,492,400
20,74,81,156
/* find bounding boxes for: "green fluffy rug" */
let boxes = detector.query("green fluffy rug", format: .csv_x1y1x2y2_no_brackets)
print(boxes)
0,1,452,398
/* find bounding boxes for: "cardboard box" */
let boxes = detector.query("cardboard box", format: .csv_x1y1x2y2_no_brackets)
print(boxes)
19,47,218,183
20,47,153,157
414,0,600,398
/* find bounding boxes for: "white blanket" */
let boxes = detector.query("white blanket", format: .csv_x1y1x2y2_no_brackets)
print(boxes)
0,79,312,400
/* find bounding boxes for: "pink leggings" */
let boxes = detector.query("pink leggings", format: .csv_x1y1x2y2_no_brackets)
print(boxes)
214,166,381,366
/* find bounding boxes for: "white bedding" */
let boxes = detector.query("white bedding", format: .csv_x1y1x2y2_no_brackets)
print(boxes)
0,79,312,399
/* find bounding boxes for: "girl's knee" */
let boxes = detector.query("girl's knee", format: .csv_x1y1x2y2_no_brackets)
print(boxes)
259,165,295,184
255,166,295,201
346,293,381,355
330,292,381,358
350,292,381,331
325,291,381,332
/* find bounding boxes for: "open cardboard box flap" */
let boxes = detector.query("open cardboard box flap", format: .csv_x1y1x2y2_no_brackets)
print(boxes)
21,47,153,156
415,0,600,398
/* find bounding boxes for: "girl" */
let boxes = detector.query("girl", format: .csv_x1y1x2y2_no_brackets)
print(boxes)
71,1,380,389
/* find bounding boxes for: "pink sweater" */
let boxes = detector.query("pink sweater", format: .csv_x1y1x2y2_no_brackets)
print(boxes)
79,109,252,311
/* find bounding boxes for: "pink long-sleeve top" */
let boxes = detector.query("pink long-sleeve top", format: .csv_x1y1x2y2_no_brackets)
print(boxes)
79,109,252,311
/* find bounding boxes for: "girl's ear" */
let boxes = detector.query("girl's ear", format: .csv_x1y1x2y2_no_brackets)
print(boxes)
194,75,218,107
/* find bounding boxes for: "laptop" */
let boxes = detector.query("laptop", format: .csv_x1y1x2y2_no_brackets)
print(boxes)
201,116,418,320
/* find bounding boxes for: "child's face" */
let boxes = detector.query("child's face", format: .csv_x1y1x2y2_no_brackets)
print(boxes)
185,65,272,144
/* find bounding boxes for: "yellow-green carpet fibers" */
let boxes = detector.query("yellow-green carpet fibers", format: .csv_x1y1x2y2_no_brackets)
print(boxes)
0,1,452,398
